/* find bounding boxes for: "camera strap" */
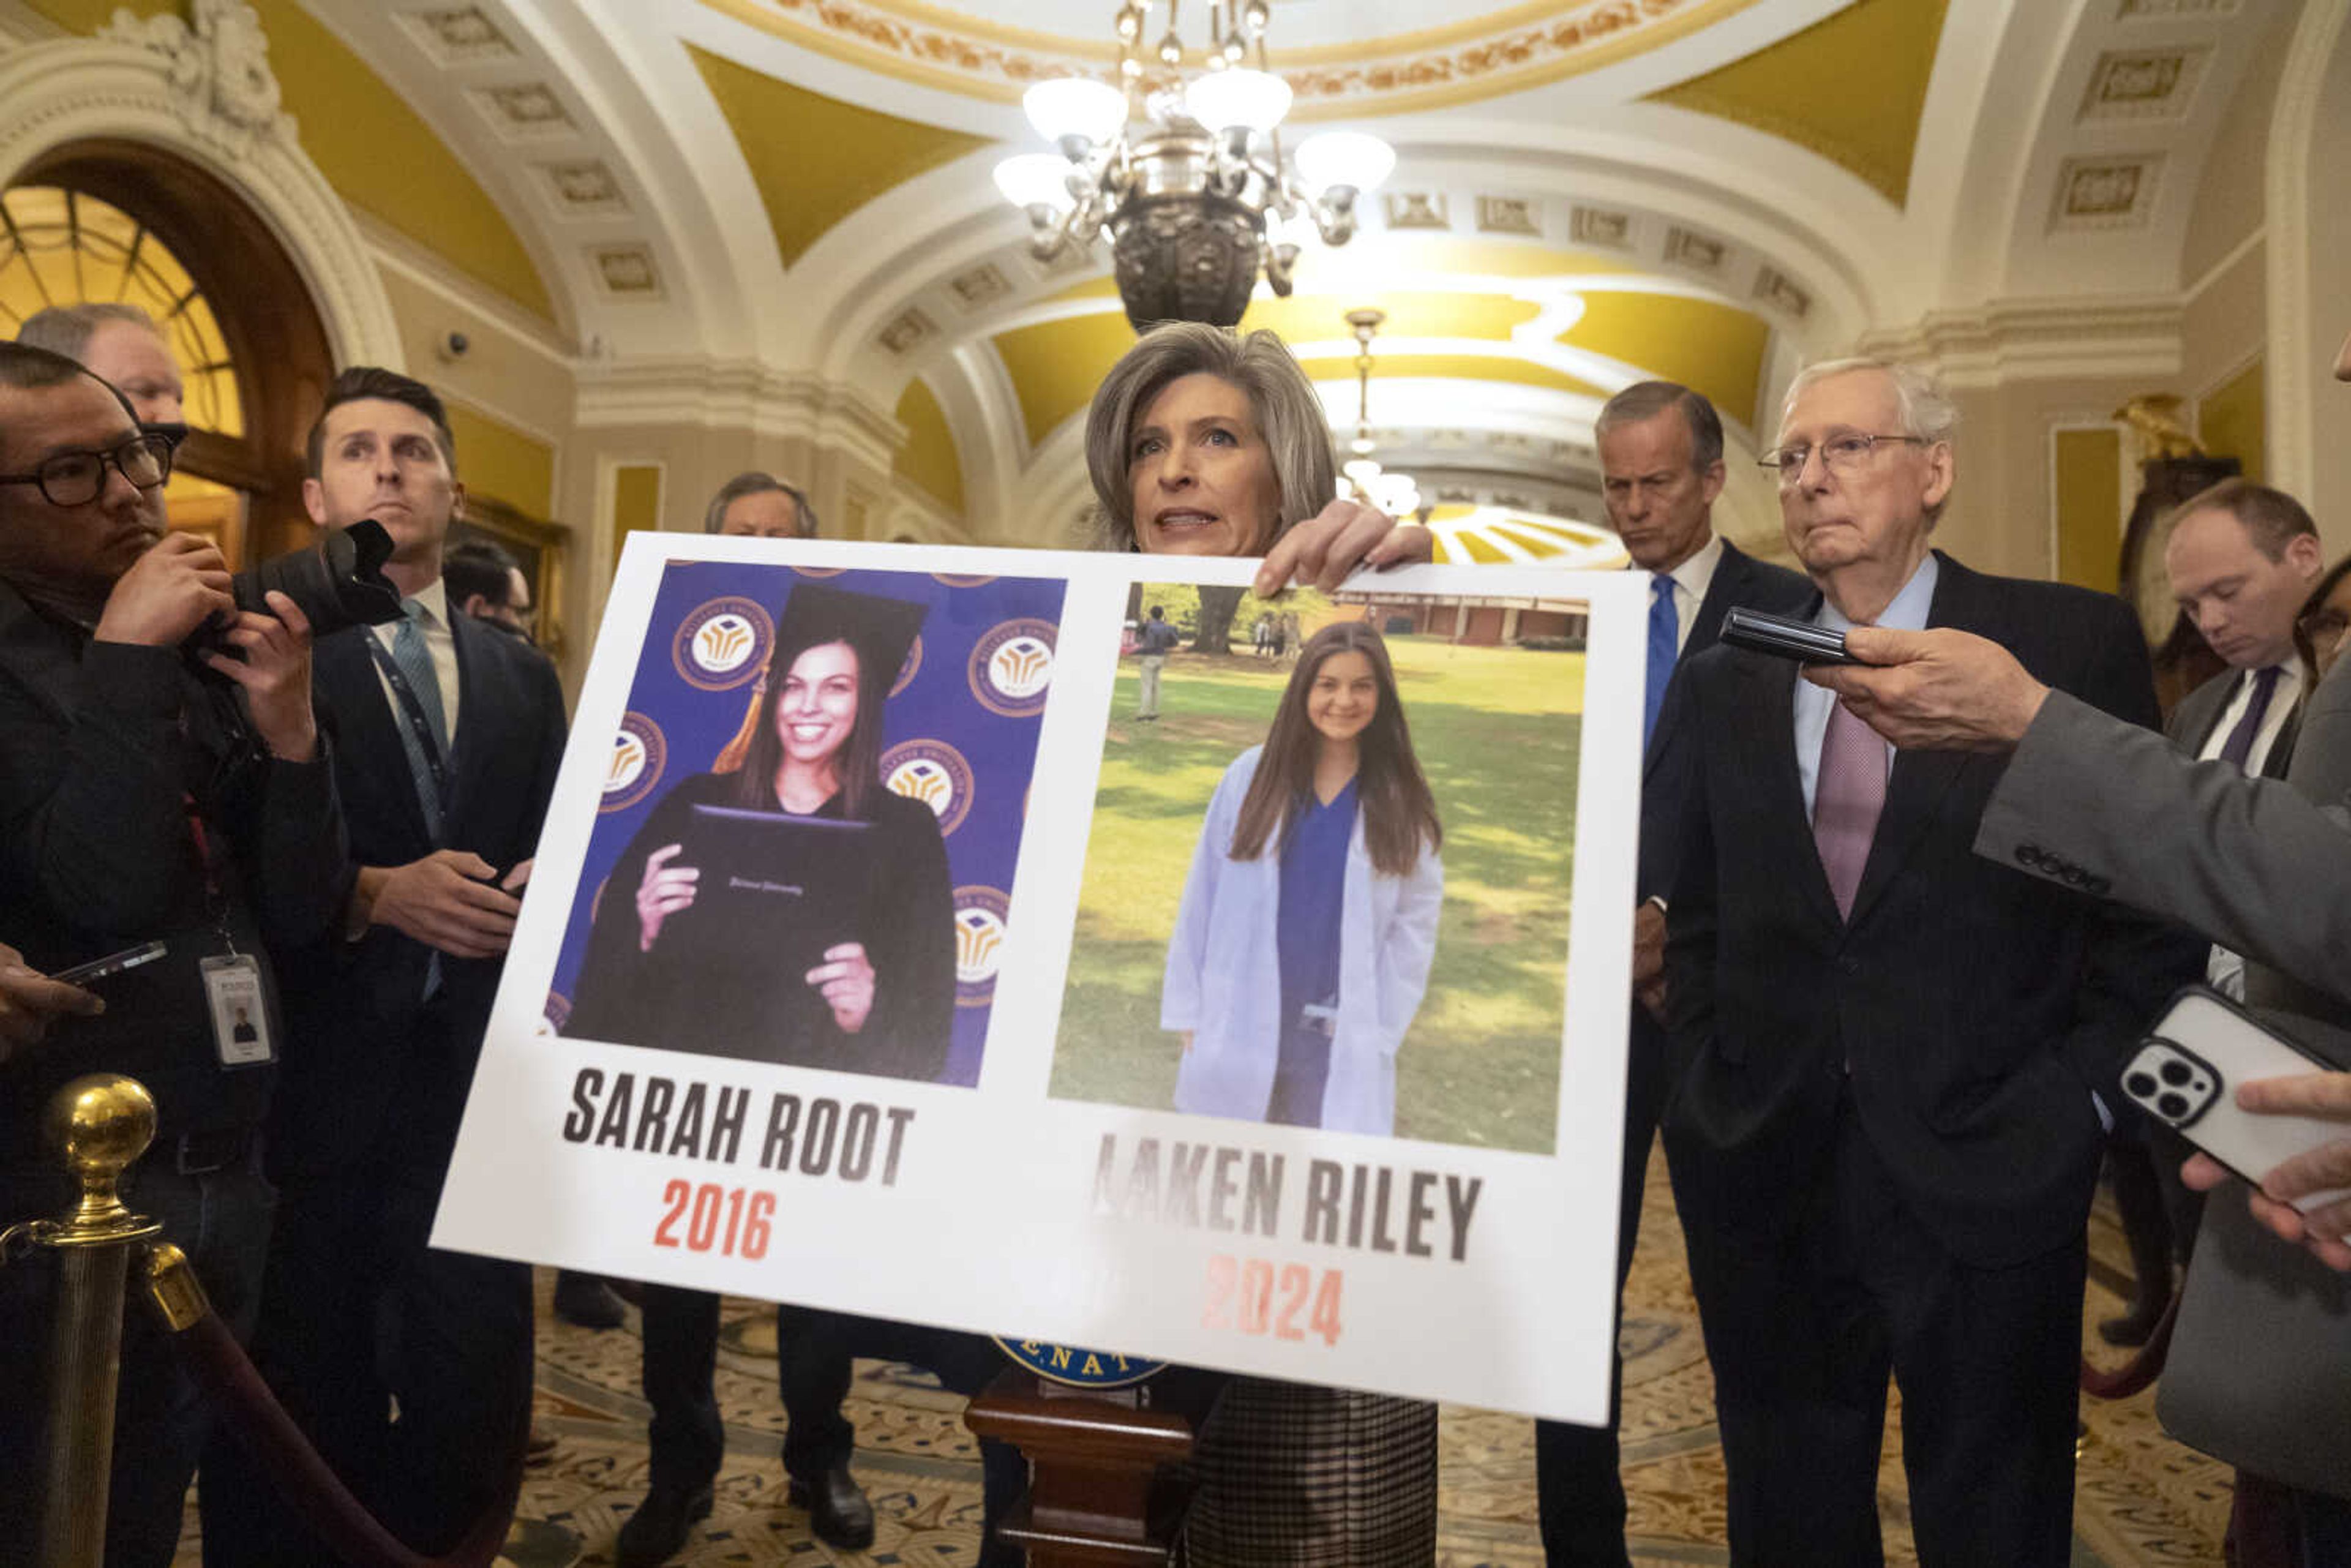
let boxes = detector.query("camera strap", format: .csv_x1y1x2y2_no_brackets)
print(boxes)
364,632,451,819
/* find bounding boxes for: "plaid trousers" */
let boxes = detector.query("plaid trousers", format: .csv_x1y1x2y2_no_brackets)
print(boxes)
1182,1378,1438,1566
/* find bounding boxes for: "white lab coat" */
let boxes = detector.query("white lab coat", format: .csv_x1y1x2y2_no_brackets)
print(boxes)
1161,746,1444,1135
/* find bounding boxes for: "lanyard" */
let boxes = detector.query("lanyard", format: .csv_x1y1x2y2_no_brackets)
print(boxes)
366,630,451,805
182,797,237,955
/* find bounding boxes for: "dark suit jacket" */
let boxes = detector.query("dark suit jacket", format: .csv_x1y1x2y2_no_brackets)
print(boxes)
2169,664,2301,779
1637,538,1812,904
1660,552,2203,1267
268,613,566,1176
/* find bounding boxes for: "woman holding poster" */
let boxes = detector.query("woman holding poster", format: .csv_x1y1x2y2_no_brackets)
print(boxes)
1162,621,1444,1134
566,581,955,1082
1085,322,1438,1568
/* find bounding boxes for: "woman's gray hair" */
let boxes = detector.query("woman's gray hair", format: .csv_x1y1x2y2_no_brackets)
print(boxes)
1084,323,1337,552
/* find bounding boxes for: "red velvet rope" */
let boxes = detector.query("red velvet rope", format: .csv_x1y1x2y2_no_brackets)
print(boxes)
169,1310,522,1568
2078,1292,2177,1402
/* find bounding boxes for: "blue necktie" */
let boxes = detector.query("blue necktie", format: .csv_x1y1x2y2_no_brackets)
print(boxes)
2217,664,2282,772
1644,574,1678,746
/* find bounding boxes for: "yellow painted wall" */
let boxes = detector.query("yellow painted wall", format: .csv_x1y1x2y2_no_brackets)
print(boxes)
2052,427,2123,592
893,377,964,515
991,313,1139,449
612,463,666,560
2199,359,2266,485
444,403,554,519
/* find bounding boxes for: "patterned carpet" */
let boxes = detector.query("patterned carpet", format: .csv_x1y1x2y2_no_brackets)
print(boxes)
176,1144,2235,1566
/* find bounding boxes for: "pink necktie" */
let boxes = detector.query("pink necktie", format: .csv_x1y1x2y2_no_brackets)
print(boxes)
1813,699,1887,920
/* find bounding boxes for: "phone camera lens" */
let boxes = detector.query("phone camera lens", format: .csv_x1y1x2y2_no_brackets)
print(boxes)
2160,1060,2193,1086
2126,1072,2157,1098
2158,1092,2190,1120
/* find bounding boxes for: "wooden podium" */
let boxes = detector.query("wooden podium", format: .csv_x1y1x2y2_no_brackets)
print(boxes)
964,1367,1226,1566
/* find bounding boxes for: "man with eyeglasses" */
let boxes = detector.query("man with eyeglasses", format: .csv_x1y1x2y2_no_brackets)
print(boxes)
0,342,343,1566
1654,356,2198,1566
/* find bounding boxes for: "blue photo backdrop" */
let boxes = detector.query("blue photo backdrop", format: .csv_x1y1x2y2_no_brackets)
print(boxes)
549,562,1066,1086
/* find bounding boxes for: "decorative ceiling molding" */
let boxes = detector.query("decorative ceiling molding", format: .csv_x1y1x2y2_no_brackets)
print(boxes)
1854,296,2184,388
574,356,902,467
692,0,1766,118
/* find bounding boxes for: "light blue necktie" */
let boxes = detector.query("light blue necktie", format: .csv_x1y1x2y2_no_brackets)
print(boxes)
389,602,449,999
388,601,448,839
1644,574,1678,746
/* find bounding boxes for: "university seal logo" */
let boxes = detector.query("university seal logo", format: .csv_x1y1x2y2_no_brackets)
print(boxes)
968,618,1057,718
991,1337,1165,1390
671,597,773,691
952,886,1010,1008
892,634,923,698
882,738,974,837
601,713,666,812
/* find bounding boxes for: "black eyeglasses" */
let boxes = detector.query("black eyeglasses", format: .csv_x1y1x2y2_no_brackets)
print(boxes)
0,433,176,507
1757,432,1930,486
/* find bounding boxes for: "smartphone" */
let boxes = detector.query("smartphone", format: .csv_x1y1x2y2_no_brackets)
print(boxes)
50,940,168,987
2121,988,2351,1212
1719,607,1862,666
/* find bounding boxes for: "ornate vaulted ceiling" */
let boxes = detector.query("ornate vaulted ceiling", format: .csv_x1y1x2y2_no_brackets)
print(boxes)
5,0,2298,550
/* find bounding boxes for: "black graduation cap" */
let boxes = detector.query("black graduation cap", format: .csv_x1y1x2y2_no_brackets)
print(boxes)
771,579,928,690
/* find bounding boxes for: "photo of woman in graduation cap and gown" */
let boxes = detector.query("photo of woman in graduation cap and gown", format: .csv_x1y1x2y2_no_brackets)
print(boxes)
566,582,956,1082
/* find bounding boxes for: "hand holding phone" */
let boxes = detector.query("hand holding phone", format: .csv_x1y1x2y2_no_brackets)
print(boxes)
50,939,168,987
1719,607,1862,666
2123,989,2351,1215
0,941,110,1057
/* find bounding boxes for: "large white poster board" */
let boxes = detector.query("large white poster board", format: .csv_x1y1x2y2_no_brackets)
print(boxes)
435,535,1642,1425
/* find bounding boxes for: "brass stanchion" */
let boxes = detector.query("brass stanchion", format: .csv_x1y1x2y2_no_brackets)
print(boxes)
26,1074,162,1568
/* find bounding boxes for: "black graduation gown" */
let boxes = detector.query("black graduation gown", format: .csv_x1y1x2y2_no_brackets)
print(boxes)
567,771,955,1082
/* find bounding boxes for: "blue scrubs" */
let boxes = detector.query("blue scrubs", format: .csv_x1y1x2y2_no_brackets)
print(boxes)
1270,777,1357,1127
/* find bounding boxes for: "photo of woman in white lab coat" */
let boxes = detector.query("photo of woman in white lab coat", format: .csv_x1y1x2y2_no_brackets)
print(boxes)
1161,620,1444,1135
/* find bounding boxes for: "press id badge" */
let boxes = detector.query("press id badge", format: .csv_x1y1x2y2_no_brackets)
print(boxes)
200,954,275,1067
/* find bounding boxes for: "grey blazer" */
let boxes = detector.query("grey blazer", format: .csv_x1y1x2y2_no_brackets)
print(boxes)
1975,655,2351,1008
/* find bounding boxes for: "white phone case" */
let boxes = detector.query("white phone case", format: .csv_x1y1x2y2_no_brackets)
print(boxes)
2123,989,2351,1213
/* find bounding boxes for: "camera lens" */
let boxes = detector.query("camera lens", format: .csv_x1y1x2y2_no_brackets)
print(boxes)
2126,1072,2156,1098
2160,1060,2192,1086
2158,1092,2189,1120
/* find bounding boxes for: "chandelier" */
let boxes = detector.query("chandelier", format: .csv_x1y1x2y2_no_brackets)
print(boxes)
991,1,1396,331
1337,308,1422,520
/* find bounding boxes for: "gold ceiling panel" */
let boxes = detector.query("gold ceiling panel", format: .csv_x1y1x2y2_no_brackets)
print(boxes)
687,44,992,272
989,310,1141,449
24,0,557,321
1559,291,1769,425
1303,353,1611,405
894,375,967,515
1646,0,1952,207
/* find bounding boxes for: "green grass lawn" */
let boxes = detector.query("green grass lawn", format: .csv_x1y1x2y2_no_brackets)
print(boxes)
1051,634,1584,1153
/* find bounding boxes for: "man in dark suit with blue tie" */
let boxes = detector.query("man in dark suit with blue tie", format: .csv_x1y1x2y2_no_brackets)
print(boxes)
1534,380,1807,1567
1657,358,2199,1566
204,367,568,1562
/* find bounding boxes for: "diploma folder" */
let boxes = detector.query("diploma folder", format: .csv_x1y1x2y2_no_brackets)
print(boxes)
671,805,878,984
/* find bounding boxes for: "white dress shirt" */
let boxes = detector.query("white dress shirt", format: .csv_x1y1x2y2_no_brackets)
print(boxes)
1794,552,1940,817
1648,533,1725,656
369,576,462,743
2192,661,2303,774
2194,659,2303,996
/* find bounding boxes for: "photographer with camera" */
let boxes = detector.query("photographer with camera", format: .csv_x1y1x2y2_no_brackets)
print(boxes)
202,367,568,1562
0,342,345,1566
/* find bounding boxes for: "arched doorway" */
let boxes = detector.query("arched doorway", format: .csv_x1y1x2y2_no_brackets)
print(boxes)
2,140,335,566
